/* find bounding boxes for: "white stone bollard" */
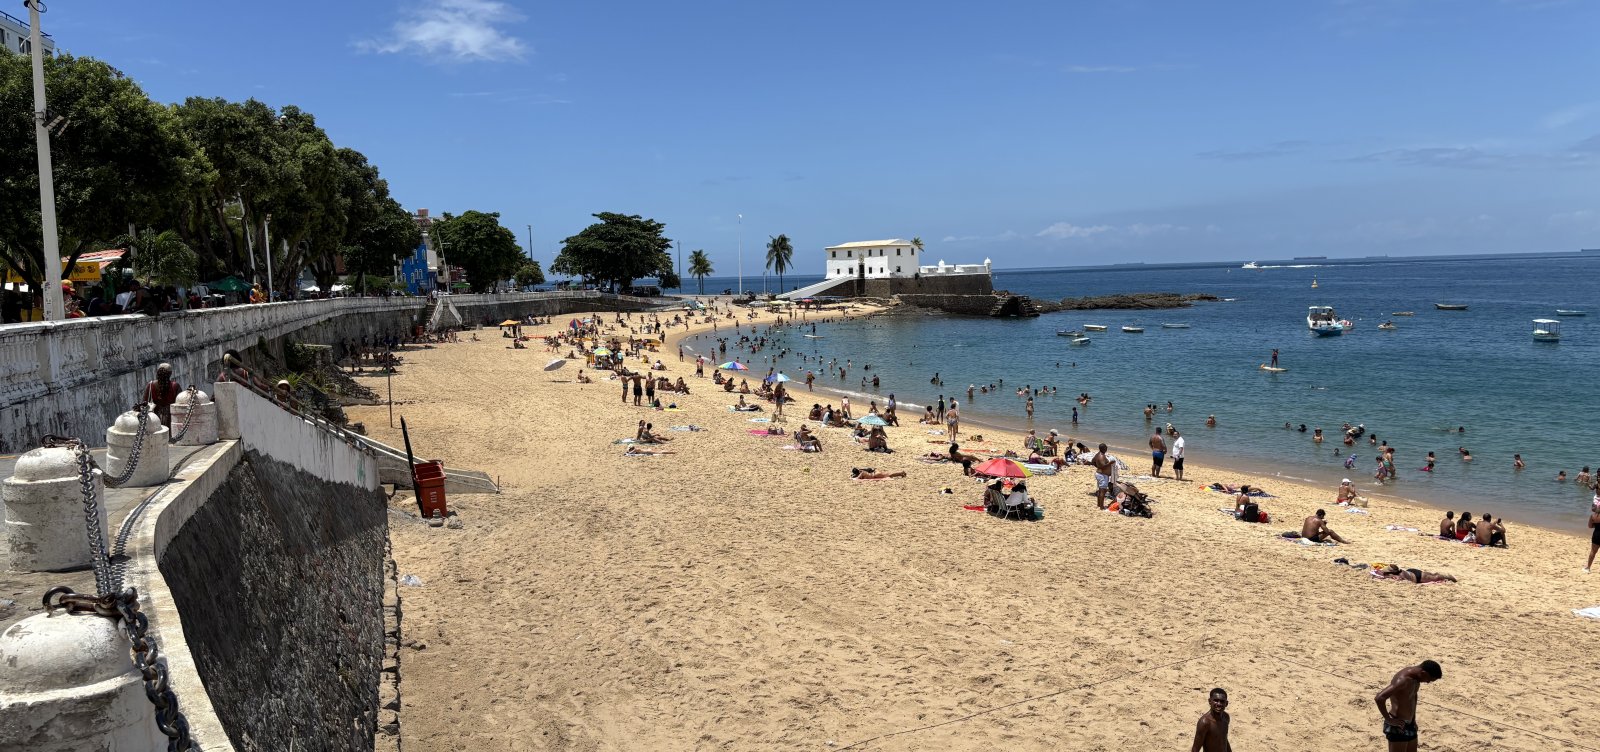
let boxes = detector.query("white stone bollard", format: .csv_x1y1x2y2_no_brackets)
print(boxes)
104,411,170,488
212,382,241,441
2,447,107,573
0,612,165,751
172,389,218,446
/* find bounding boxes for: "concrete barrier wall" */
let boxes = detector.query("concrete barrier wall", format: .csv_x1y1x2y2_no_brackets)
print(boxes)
0,291,668,453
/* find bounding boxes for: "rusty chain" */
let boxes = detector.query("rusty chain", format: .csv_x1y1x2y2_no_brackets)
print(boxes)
103,401,149,488
43,587,198,751
168,385,199,444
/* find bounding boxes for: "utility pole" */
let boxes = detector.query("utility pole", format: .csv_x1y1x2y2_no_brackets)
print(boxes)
676,240,682,293
737,213,743,296
27,0,63,320
239,193,256,278
264,213,274,301
525,224,534,292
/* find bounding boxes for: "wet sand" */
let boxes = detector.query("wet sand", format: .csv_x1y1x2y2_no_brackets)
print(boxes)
350,303,1600,751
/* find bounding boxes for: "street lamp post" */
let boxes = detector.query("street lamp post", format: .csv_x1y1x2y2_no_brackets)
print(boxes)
737,213,743,296
263,213,274,301
26,0,63,320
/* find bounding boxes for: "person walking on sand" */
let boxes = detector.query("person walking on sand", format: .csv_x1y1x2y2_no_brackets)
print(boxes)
1585,498,1600,573
1170,429,1186,481
946,401,961,442
1191,688,1232,752
1149,431,1167,477
1375,660,1442,752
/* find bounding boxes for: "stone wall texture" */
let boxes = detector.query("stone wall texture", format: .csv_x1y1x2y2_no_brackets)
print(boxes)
895,293,1004,315
159,449,387,752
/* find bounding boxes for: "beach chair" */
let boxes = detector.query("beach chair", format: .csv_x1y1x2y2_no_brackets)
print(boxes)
1000,488,1035,520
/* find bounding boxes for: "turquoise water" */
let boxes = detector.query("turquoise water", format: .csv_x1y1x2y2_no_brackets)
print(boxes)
686,255,1600,530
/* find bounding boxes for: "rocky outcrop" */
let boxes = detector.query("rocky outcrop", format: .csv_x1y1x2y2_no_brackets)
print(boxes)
1034,292,1220,313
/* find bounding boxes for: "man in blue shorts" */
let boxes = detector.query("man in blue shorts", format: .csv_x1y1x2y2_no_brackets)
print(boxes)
1149,431,1168,478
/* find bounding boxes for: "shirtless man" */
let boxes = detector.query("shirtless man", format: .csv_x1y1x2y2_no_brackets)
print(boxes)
1437,511,1456,539
1191,688,1232,752
1149,431,1167,478
1302,509,1349,543
1375,660,1443,752
1091,443,1117,510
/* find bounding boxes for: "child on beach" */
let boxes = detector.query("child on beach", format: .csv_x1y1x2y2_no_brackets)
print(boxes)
1191,688,1232,752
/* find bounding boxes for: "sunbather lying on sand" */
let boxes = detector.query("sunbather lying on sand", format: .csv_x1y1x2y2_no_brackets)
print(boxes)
625,446,675,455
852,467,906,479
1376,564,1456,584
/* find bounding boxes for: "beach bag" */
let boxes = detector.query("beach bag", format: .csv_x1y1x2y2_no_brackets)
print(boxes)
1259,511,1270,524
1239,502,1260,523
1031,506,1044,521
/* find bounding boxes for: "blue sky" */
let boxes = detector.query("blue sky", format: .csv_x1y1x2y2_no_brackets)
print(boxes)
48,0,1600,273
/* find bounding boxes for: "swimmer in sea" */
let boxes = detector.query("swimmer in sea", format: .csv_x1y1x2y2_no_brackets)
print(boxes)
1459,447,1473,462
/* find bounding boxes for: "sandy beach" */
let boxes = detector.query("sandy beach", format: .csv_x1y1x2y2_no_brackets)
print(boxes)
349,303,1600,751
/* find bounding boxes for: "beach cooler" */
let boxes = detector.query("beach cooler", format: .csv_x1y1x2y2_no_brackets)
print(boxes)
413,460,449,518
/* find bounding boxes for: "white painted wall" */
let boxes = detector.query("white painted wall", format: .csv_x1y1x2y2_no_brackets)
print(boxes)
823,242,919,279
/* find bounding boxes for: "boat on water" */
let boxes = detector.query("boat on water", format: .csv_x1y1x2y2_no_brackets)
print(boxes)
1122,326,1145,333
1161,323,1191,329
1377,321,1398,330
1435,303,1469,311
1241,261,1260,269
1071,337,1092,346
1556,309,1587,317
1533,319,1561,343
1056,330,1083,337
1083,324,1109,332
1392,311,1415,316
803,334,825,339
1306,306,1347,336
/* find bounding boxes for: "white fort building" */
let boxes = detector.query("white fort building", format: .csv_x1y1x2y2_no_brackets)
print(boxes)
822,239,991,280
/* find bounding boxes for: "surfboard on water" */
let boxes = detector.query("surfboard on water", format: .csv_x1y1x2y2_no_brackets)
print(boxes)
1260,365,1288,373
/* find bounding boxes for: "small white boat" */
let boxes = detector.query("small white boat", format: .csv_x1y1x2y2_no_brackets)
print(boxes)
1056,330,1082,337
1392,311,1415,316
1435,303,1469,311
1533,318,1561,342
1122,326,1145,333
1241,262,1260,269
1377,321,1397,330
1307,306,1346,336
1556,309,1587,317
1161,323,1191,329
1083,324,1108,332
1071,337,1092,346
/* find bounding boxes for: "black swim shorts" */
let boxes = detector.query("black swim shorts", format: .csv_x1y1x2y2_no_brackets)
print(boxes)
1173,457,1185,471
1384,720,1418,743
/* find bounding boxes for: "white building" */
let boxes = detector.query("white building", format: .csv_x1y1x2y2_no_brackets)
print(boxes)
0,8,55,57
824,239,920,279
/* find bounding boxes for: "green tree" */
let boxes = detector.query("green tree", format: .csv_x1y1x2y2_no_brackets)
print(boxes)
515,259,545,287
429,210,523,292
911,236,924,255
765,234,794,291
112,228,198,306
688,249,713,294
0,54,204,290
552,213,674,291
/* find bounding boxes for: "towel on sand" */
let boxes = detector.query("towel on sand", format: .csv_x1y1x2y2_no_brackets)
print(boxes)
1575,607,1600,620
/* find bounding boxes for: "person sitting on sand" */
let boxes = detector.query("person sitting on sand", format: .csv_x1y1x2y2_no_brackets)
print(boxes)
675,377,690,394
922,406,938,424
1455,512,1474,541
948,442,979,475
883,405,899,427
865,426,892,453
1377,564,1456,584
723,379,736,392
738,379,752,394
1478,514,1507,547
1302,510,1349,544
639,422,671,444
577,369,593,384
795,425,823,451
1438,511,1456,539
852,467,906,480
808,404,824,421
1336,479,1361,505
1043,430,1061,457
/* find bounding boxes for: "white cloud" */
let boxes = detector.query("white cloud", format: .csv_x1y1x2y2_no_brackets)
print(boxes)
1036,222,1112,239
359,0,527,63
1542,102,1600,130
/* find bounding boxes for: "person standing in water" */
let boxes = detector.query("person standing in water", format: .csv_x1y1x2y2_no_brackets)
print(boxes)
1270,348,1279,368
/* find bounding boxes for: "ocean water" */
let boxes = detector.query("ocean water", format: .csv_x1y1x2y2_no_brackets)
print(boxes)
682,255,1600,531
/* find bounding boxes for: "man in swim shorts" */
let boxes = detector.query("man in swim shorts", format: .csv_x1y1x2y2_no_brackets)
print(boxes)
1375,660,1442,752
1301,509,1349,543
1149,431,1167,478
1091,443,1116,510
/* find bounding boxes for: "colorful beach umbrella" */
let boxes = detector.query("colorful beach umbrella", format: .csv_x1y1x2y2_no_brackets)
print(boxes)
858,415,887,426
544,358,567,371
973,457,1032,478
593,347,612,356
719,361,749,371
766,373,791,383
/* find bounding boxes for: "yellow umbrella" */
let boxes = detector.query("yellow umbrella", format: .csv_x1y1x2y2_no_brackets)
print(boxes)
499,320,520,326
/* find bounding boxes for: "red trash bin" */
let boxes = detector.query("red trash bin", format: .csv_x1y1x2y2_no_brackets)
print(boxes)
413,460,448,518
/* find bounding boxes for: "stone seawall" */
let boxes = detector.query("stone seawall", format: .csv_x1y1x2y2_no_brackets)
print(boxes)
895,294,1002,315
159,449,387,752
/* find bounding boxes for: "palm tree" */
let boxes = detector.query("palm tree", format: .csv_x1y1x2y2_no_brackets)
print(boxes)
766,234,794,291
688,249,714,294
911,236,924,254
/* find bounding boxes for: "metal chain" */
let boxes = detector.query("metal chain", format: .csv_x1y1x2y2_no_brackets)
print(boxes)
43,587,198,751
168,385,199,444
105,402,148,488
38,435,114,596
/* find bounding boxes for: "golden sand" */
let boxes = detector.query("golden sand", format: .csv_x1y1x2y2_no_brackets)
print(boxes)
348,304,1600,751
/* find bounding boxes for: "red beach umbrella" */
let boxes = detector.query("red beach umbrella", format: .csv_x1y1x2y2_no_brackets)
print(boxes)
973,457,1032,478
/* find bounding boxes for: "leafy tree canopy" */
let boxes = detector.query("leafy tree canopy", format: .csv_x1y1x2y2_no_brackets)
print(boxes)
552,212,673,290
430,210,523,292
515,259,545,287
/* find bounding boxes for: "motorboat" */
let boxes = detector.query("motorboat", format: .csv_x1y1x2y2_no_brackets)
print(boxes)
1241,262,1260,269
1533,319,1561,343
1556,309,1587,317
1306,306,1346,336
1392,311,1415,316
1161,323,1191,329
1434,303,1469,311
1377,321,1398,330
1083,324,1109,332
1056,329,1083,337
1121,326,1145,333
1071,337,1092,346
